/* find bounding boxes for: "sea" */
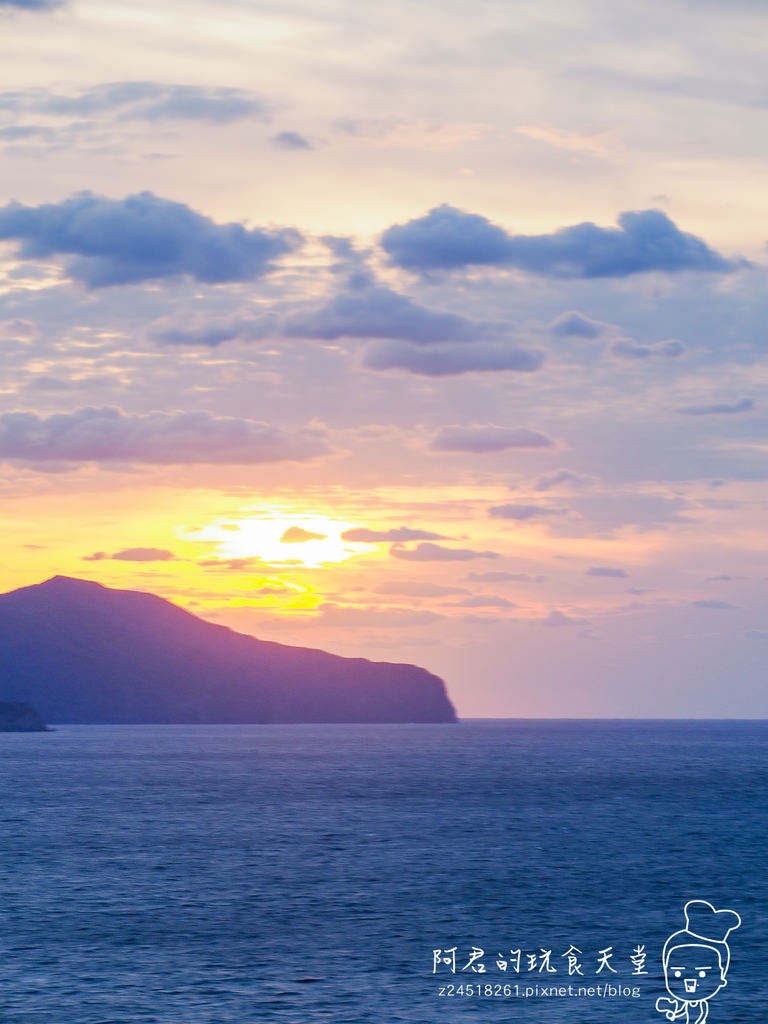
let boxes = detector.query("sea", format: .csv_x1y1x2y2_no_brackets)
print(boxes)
0,719,765,1023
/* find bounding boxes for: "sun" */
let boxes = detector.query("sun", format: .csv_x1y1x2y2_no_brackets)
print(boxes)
183,510,372,568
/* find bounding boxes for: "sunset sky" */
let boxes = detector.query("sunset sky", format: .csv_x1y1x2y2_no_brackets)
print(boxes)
1,0,767,717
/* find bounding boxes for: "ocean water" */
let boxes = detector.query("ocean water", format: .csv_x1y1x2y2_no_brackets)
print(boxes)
0,720,766,1023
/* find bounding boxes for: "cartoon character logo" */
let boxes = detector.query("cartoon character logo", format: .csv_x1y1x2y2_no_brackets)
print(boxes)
656,900,741,1023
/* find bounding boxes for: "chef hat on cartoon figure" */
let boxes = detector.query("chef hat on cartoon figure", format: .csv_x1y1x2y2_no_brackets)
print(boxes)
663,901,741,976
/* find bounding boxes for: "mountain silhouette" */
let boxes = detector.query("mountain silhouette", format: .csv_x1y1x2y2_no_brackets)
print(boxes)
0,701,48,732
0,576,456,724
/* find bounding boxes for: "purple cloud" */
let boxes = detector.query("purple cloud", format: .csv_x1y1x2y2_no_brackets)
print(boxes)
0,82,267,122
363,340,544,376
271,131,312,150
534,469,595,491
375,581,468,597
390,542,498,561
447,595,516,608
489,503,567,520
381,204,742,277
610,338,686,359
0,191,301,287
431,425,555,453
342,527,448,542
285,283,486,344
467,571,541,582
0,407,328,465
0,0,62,8
542,609,588,627
677,398,755,415
83,548,176,562
548,311,605,338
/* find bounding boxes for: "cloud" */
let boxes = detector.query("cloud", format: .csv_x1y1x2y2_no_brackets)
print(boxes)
147,277,526,374
271,131,312,150
0,0,61,8
745,631,768,640
24,373,105,392
431,425,555,453
516,124,616,155
281,527,327,542
489,503,567,520
566,493,689,533
341,526,448,542
381,204,515,272
0,191,301,287
335,117,488,151
149,319,271,347
467,571,541,582
692,599,735,609
316,603,442,629
380,204,742,277
610,339,686,359
534,469,595,491
375,581,468,597
677,398,755,415
363,340,544,376
586,566,629,578
447,595,516,608
542,609,588,627
252,585,297,596
0,318,35,340
390,542,498,561
548,311,605,338
285,283,488,344
83,548,176,562
0,127,55,144
0,82,267,123
0,407,328,465
198,557,275,571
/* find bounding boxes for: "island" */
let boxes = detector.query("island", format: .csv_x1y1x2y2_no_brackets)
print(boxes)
0,576,457,724
0,701,49,732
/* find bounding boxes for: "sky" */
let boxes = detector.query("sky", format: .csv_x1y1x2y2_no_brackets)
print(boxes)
0,0,767,718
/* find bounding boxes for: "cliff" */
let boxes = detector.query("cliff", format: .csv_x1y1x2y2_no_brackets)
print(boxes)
0,576,456,724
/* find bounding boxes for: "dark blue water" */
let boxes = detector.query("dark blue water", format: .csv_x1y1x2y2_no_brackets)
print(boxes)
0,720,765,1023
